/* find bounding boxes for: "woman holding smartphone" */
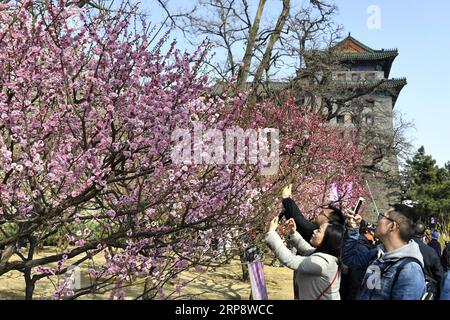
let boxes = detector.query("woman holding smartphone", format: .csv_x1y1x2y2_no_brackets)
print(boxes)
265,216,345,300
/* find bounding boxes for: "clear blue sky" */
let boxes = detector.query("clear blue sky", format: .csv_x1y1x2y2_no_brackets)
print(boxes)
334,0,450,167
143,0,450,167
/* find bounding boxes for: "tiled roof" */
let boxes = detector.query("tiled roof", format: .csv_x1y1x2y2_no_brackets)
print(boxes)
332,34,398,61
380,78,407,88
334,34,375,52
338,50,398,61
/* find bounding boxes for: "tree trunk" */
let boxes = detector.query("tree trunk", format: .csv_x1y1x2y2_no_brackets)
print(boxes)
24,236,37,300
240,252,249,281
0,245,15,271
236,0,267,91
142,278,157,300
141,266,157,300
250,0,290,98
24,267,35,300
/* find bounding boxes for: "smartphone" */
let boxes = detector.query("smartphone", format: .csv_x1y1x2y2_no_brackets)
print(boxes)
354,197,365,215
278,212,286,224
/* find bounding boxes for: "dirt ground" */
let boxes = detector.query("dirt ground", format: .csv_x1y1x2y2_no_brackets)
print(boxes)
0,247,293,300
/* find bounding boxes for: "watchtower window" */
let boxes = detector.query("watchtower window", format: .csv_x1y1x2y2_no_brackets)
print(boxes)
366,73,376,81
366,100,375,108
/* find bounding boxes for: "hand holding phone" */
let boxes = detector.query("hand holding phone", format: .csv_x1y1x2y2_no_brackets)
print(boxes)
346,211,362,228
286,218,297,235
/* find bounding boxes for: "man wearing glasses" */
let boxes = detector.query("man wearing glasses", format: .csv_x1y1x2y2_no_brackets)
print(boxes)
343,204,426,300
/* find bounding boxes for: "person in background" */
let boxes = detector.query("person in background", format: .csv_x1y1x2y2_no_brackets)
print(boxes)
441,241,450,272
412,223,443,299
428,231,442,258
265,216,344,300
340,220,376,300
343,204,426,300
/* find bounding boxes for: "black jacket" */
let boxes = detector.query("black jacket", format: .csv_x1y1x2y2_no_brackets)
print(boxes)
340,234,375,300
428,239,442,258
441,242,450,272
280,198,317,241
413,237,444,297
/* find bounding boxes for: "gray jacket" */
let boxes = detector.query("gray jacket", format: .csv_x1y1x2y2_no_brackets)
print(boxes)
265,231,341,300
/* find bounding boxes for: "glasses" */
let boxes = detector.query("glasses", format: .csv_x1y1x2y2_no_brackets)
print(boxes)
377,211,397,223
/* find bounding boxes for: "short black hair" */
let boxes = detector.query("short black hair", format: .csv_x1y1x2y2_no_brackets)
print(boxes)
414,222,425,237
390,204,418,242
392,204,418,222
360,221,375,234
359,219,368,233
326,204,345,225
